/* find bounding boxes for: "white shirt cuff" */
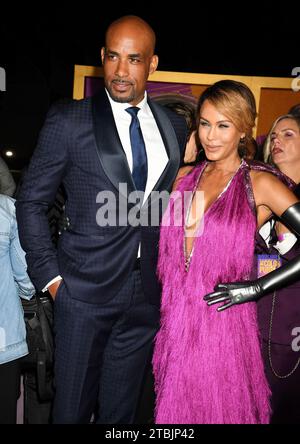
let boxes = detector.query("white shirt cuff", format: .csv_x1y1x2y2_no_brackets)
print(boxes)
259,221,297,255
274,234,298,255
42,275,63,292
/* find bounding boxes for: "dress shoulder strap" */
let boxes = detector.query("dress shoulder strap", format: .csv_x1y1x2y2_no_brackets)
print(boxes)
245,160,295,189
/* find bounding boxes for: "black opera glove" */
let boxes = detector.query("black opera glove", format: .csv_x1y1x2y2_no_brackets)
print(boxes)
204,282,263,311
204,201,300,311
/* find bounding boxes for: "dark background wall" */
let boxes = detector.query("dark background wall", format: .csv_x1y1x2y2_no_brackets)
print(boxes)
0,4,299,173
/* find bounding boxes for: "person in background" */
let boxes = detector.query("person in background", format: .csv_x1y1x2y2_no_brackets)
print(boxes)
288,103,300,117
0,155,16,197
153,80,300,424
246,136,259,160
16,15,187,424
0,194,35,424
255,104,300,161
15,166,63,424
153,93,200,164
256,113,300,423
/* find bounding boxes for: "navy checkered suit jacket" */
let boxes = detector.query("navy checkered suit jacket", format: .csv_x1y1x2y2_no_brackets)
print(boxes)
16,89,187,304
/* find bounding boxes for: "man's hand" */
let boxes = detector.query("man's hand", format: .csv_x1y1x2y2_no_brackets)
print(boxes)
48,279,63,300
203,281,263,311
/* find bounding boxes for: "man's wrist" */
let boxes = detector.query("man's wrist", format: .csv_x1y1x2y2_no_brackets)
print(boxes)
42,275,63,292
48,279,63,299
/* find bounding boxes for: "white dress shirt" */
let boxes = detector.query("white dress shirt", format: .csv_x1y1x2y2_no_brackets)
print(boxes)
107,90,169,202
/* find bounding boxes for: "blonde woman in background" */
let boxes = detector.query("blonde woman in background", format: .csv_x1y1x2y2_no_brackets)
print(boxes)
257,113,300,423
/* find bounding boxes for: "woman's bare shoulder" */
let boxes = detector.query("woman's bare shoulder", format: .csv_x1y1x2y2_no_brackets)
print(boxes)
249,169,286,187
249,169,298,215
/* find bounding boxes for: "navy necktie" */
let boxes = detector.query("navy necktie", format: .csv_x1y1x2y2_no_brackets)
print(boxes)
125,106,148,192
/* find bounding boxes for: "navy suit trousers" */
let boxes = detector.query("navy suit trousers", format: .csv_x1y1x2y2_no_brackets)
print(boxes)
52,270,159,424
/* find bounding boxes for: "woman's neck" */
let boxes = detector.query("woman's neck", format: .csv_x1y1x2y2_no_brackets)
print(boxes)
206,156,242,175
278,162,300,184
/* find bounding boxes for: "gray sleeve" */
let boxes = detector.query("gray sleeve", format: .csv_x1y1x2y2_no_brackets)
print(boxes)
0,157,16,197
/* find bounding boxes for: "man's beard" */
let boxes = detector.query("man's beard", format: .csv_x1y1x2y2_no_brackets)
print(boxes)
106,81,136,104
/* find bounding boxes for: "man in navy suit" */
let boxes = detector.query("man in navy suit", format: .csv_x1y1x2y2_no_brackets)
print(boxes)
16,15,187,423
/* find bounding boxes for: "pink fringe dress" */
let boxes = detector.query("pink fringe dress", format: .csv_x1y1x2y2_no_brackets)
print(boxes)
153,159,290,424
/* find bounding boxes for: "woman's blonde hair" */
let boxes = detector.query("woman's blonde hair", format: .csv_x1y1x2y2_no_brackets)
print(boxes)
263,114,300,164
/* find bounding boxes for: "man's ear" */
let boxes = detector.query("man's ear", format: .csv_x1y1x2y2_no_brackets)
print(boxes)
149,55,159,75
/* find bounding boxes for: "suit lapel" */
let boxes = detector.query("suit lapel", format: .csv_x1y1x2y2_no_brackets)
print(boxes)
92,89,136,196
92,90,181,203
145,99,181,203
